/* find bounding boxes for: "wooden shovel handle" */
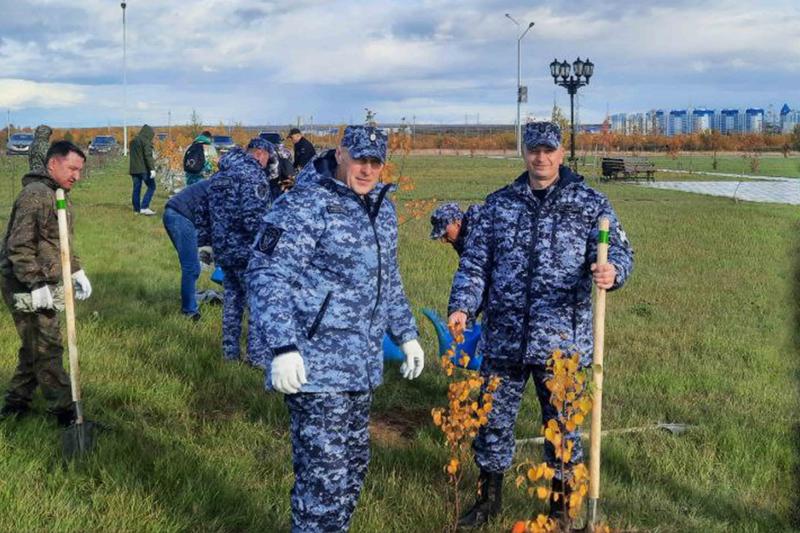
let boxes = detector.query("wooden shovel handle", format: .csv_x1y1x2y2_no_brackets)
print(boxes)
55,189,82,420
589,218,609,503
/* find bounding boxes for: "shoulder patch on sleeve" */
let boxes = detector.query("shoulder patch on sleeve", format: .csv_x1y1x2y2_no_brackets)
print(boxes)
256,182,269,200
257,225,284,255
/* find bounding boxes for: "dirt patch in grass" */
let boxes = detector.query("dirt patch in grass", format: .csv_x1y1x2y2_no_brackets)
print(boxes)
370,408,430,448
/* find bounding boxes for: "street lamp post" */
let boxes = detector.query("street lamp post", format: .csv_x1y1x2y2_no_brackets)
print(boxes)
505,14,534,157
550,57,594,170
121,2,128,156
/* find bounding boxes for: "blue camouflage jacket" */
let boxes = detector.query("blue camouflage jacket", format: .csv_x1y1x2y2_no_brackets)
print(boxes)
208,148,271,269
448,166,633,367
453,203,483,256
246,150,418,392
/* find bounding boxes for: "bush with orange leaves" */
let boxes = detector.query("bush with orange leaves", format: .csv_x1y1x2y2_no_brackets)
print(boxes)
431,322,501,533
379,129,437,226
510,350,610,533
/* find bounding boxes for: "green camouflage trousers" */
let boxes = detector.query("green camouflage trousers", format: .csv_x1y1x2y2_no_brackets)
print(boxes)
1,276,72,412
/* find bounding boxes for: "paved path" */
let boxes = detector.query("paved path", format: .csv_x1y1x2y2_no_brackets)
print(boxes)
639,172,800,205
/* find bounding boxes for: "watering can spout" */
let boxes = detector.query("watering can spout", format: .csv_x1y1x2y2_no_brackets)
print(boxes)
422,308,454,355
421,308,483,371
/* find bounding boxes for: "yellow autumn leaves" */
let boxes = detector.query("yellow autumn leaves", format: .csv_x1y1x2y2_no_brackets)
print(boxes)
431,323,501,532
513,350,594,531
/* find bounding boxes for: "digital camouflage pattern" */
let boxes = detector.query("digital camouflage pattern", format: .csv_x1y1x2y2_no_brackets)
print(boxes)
208,148,271,269
285,391,371,533
429,202,484,256
340,125,387,162
452,204,483,256
429,202,463,240
473,361,583,478
0,173,81,287
246,149,417,392
448,165,634,368
523,121,562,150
221,267,261,363
128,124,155,175
28,125,52,175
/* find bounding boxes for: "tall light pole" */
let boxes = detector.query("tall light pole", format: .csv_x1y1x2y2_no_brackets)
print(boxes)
121,2,128,156
505,14,534,156
550,57,594,170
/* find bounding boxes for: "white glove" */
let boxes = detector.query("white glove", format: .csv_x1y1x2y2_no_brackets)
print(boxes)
72,270,92,300
149,169,156,179
31,285,54,310
400,339,425,380
271,351,307,394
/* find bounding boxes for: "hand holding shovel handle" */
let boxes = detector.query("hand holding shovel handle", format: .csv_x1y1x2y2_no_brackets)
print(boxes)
588,217,609,530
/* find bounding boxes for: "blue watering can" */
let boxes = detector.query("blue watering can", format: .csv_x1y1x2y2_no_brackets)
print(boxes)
382,310,482,369
210,266,225,285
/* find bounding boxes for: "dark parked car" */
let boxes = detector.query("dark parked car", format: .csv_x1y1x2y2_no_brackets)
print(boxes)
155,132,169,141
6,132,34,155
212,135,236,154
88,135,119,155
258,131,283,145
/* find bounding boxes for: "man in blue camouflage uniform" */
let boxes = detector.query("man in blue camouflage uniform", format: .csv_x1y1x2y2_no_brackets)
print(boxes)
208,138,274,363
430,202,483,257
448,122,634,527
246,126,425,532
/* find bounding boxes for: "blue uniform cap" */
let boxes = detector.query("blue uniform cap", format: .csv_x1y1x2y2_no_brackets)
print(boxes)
524,121,562,150
429,202,464,239
341,126,387,162
247,137,274,152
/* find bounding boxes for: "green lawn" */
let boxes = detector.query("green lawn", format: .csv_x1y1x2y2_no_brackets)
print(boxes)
644,154,800,178
0,154,797,532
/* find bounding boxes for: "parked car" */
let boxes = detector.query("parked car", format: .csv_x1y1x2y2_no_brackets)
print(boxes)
258,131,283,145
88,135,119,155
212,135,236,154
6,132,34,155
155,132,169,141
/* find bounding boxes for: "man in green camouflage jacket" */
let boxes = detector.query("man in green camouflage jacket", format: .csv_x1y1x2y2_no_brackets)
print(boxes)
0,140,92,426
28,124,53,175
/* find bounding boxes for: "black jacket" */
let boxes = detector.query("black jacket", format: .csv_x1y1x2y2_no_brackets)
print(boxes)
293,137,316,170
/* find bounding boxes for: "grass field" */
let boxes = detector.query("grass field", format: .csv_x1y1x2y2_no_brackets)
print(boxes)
0,153,798,532
645,153,800,178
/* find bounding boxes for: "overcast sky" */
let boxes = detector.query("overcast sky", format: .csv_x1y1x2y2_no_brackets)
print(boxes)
1,0,798,127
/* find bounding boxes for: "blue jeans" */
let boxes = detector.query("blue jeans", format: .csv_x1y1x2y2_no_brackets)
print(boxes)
131,173,156,212
162,207,200,315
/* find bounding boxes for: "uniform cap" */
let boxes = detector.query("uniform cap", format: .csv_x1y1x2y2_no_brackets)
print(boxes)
341,125,387,162
429,202,464,239
524,121,562,150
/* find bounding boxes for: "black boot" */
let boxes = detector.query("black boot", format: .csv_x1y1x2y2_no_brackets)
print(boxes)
51,404,77,428
0,402,29,421
457,470,503,528
548,478,572,523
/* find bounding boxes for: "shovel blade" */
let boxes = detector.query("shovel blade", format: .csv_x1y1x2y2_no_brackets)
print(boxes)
62,420,96,460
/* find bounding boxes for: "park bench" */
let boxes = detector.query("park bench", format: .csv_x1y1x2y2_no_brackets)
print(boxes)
600,157,656,182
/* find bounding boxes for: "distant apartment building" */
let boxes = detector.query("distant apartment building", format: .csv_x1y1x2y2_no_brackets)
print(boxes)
668,110,689,135
609,105,786,135
780,104,800,133
719,109,741,134
692,109,714,132
745,108,764,133
610,113,627,133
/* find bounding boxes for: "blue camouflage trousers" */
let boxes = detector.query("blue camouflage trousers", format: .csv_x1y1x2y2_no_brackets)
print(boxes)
221,267,258,362
474,361,584,479
285,391,372,533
